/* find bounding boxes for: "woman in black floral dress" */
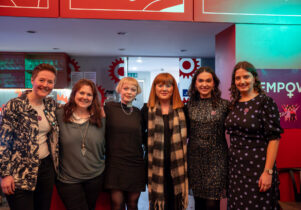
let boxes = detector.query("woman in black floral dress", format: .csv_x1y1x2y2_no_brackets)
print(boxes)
186,67,229,210
225,61,283,209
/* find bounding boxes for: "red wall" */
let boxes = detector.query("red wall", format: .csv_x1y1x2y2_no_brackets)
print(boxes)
215,24,236,100
277,129,301,201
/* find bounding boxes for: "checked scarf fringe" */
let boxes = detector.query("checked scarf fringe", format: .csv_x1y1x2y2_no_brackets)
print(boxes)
147,103,188,210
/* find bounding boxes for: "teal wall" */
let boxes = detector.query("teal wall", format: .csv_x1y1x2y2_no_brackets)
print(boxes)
236,24,301,69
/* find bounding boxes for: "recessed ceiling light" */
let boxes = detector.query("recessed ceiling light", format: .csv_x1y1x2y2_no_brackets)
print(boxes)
119,48,125,51
26,30,37,34
161,68,164,71
136,58,142,63
180,49,187,52
117,32,127,35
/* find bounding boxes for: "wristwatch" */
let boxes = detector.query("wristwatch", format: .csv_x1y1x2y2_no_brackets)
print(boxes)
264,169,273,175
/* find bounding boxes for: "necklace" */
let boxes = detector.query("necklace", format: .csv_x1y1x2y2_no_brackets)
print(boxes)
76,121,90,156
120,102,133,115
72,112,90,124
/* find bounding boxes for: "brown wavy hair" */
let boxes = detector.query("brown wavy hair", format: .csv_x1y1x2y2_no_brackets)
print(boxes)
229,61,264,108
64,79,103,128
188,67,221,108
147,73,184,109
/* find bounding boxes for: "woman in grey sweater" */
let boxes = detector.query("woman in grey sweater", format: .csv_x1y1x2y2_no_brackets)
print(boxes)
55,79,105,210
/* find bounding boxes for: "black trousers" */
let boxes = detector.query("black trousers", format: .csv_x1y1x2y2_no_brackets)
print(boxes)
56,173,105,210
6,155,55,210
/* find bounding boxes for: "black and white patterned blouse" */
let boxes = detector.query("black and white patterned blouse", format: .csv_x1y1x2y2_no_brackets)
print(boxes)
0,91,59,191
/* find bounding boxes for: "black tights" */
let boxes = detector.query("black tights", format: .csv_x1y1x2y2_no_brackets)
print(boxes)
111,190,140,210
194,197,220,210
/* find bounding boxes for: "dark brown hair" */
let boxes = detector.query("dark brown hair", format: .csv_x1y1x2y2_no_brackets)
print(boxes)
64,79,103,128
188,67,221,108
229,61,264,108
147,73,184,109
32,63,57,80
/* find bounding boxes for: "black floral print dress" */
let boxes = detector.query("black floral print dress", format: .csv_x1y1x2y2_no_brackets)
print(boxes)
225,94,283,210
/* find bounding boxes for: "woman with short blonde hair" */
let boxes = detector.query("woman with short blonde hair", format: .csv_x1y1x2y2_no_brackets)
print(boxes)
115,77,141,94
105,77,146,210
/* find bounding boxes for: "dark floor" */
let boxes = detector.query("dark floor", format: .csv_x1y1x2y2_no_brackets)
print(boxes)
0,195,9,210
0,192,196,210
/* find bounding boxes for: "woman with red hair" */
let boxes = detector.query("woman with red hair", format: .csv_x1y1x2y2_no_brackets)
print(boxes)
142,73,188,210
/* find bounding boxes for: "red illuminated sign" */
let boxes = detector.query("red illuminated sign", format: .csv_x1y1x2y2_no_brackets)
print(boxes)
61,0,193,21
194,0,301,24
0,0,59,17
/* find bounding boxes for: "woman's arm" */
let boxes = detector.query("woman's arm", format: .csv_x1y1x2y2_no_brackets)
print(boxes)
258,96,283,192
141,104,148,149
0,101,16,194
183,104,190,138
258,139,280,192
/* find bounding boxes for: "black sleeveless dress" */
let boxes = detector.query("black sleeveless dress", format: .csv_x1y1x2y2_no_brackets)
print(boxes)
104,102,146,192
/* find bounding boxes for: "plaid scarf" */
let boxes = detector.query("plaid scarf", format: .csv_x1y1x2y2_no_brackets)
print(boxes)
147,103,188,210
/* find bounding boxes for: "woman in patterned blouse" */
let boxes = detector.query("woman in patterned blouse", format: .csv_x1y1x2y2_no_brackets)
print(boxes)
0,64,59,210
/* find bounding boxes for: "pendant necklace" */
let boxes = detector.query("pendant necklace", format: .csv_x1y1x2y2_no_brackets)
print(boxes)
76,121,90,156
121,102,133,115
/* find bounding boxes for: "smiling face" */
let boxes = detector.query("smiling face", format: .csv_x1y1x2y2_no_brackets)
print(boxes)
31,70,56,99
155,82,174,102
234,68,255,95
120,83,138,104
74,85,93,110
195,71,214,98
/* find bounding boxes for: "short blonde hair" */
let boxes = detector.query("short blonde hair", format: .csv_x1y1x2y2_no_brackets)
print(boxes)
115,77,141,94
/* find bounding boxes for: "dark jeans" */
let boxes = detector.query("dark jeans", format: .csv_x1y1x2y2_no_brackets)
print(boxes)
56,173,104,210
6,155,55,210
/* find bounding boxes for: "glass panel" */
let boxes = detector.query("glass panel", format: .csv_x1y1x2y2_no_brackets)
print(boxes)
0,54,25,71
127,57,179,103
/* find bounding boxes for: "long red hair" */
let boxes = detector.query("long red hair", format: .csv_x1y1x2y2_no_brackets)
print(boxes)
147,73,183,109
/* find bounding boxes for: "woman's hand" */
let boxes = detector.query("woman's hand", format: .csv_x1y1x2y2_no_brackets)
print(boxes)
1,176,15,195
258,172,272,192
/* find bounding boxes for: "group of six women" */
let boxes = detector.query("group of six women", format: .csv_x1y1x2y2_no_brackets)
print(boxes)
0,61,283,210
